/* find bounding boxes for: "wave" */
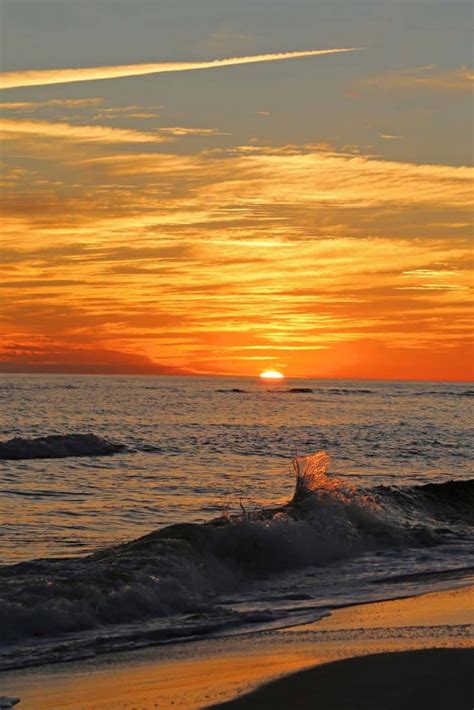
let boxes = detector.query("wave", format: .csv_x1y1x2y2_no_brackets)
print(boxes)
0,434,126,460
327,387,374,394
215,387,472,397
215,387,374,395
378,478,474,526
0,451,471,660
413,390,473,397
283,387,373,395
285,387,375,395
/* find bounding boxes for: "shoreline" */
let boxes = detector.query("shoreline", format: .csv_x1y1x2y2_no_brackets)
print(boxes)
1,583,472,709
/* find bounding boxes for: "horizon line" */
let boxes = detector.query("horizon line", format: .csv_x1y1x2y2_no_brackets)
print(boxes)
0,370,471,384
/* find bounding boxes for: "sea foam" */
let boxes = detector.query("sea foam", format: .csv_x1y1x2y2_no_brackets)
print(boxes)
0,451,471,658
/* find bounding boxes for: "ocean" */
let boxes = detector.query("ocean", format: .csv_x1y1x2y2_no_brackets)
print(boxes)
0,375,472,670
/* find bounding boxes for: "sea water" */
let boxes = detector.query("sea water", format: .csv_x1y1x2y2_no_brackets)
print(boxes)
0,375,472,669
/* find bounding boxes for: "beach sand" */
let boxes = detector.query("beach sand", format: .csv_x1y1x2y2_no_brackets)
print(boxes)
1,584,472,710
209,648,474,709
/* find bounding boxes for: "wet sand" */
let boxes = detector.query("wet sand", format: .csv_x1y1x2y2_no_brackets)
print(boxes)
1,584,472,709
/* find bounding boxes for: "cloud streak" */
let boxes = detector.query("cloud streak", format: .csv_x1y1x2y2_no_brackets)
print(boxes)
0,117,171,143
0,48,360,90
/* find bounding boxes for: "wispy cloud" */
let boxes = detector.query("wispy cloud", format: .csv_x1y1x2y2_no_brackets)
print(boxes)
159,126,228,136
0,118,171,143
89,145,471,210
0,48,360,90
364,65,474,92
0,98,103,110
93,105,160,120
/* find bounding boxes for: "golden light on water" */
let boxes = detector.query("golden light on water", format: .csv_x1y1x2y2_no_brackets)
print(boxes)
259,370,285,379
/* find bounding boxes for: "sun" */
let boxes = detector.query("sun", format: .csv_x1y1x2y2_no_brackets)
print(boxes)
259,370,285,379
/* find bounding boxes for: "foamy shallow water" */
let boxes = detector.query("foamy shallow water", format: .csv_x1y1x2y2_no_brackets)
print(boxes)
0,375,472,670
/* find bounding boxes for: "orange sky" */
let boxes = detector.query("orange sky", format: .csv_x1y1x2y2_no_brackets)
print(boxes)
1,2,473,381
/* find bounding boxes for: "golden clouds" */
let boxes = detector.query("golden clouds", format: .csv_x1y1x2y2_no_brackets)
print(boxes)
159,127,228,137
1,117,472,378
0,118,170,144
82,145,472,210
0,48,360,90
197,147,473,209
0,98,104,110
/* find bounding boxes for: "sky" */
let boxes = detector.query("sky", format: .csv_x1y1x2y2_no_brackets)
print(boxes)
0,0,473,380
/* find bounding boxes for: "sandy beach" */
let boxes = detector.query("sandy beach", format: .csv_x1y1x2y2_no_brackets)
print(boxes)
1,584,472,710
209,648,474,709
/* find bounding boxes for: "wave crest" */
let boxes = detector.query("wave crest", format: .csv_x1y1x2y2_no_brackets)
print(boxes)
0,434,126,460
0,451,472,663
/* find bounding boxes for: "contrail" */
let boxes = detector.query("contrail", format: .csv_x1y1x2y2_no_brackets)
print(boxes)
0,48,361,91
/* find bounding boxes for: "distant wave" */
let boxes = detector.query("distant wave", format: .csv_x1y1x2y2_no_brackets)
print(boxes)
302,386,472,397
326,387,374,394
214,387,473,397
215,387,374,395
282,387,374,395
0,451,471,670
284,387,370,394
0,434,127,460
413,390,473,397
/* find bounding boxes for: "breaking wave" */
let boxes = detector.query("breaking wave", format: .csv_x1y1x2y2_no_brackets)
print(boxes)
0,451,472,670
0,434,126,460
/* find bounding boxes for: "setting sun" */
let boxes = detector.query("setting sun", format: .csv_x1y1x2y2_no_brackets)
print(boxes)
259,370,285,379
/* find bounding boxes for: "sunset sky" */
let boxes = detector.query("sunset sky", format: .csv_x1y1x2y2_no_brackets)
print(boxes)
1,0,472,380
